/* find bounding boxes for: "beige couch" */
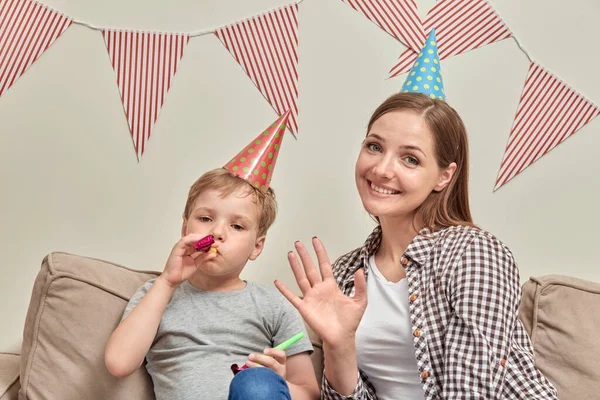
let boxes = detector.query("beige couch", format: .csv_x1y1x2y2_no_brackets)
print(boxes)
1,252,599,399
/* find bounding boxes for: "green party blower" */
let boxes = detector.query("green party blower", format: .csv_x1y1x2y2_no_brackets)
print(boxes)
230,332,305,375
274,332,305,350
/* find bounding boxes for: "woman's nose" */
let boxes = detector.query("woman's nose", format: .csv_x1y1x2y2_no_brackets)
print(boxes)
372,156,394,180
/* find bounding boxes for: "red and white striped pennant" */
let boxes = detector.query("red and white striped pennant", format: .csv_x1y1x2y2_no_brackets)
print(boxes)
0,0,72,97
389,0,512,77
215,4,299,134
340,0,424,52
495,62,600,190
103,30,189,160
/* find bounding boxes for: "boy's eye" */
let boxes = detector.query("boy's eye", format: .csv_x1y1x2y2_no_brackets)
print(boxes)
231,224,244,231
366,142,382,152
198,216,212,222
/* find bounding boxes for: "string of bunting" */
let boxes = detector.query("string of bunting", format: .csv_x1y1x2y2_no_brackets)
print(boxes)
0,0,597,191
338,0,599,190
0,0,300,160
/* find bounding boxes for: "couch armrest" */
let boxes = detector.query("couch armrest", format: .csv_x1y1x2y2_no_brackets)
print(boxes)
0,353,20,400
519,275,600,399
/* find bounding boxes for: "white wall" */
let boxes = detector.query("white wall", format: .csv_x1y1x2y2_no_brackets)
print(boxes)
1,0,598,352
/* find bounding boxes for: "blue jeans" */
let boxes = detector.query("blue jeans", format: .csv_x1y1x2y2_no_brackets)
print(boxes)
228,368,291,400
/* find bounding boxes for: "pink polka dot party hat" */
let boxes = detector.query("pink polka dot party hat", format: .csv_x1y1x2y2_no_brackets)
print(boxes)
223,110,291,192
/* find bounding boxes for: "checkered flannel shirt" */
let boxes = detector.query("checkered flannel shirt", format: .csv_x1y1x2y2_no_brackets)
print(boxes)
322,225,558,400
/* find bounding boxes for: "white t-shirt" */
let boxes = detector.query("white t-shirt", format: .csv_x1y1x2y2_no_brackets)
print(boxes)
355,256,425,399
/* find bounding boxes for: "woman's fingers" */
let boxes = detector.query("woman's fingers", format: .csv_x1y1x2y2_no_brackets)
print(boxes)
312,237,335,280
295,241,322,287
274,280,303,311
287,251,311,295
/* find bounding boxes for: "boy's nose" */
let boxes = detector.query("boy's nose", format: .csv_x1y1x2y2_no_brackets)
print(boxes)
211,228,225,242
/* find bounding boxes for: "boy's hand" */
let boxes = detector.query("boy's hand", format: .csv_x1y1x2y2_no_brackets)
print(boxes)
160,234,217,288
246,348,287,379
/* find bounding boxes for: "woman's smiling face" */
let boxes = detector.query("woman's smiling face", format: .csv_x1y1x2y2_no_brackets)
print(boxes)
355,110,455,221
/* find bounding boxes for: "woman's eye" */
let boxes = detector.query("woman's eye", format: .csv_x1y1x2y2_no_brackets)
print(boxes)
367,142,381,152
405,156,419,166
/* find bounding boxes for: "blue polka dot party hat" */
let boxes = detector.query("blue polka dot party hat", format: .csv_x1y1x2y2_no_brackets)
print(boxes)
223,110,290,192
400,29,446,101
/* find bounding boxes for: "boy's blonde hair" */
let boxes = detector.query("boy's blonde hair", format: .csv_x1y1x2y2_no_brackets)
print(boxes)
183,168,277,237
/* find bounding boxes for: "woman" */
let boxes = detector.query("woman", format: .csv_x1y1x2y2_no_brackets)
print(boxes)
275,92,558,399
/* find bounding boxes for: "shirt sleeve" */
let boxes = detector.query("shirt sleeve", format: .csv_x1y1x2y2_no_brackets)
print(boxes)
321,370,378,400
120,279,155,322
273,292,314,357
441,233,520,398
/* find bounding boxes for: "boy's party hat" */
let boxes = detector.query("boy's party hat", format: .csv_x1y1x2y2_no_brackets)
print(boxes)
223,110,290,192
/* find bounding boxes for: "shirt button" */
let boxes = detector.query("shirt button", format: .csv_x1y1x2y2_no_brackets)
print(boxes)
413,329,421,337
420,371,429,379
500,359,506,367
401,257,409,265
409,294,418,302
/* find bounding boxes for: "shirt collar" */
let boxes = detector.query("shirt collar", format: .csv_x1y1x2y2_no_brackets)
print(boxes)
358,225,439,268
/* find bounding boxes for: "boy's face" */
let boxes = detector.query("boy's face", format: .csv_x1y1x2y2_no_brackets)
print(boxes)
182,188,265,279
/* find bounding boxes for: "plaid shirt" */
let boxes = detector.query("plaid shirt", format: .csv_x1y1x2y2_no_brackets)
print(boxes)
322,225,558,400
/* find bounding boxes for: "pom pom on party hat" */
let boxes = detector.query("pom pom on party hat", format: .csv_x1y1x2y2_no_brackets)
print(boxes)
400,29,446,101
223,110,291,192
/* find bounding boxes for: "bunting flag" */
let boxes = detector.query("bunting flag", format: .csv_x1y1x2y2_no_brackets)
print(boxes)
340,0,424,52
103,30,189,160
0,0,72,97
494,62,600,190
215,4,299,135
389,0,512,77
2,0,599,189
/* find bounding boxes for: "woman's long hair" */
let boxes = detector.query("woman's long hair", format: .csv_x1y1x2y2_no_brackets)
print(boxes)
366,93,475,231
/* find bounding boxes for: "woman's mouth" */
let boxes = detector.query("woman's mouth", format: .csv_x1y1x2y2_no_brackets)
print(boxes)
369,181,400,195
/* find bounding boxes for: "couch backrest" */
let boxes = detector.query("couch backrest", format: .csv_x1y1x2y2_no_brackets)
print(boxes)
27,252,600,400
19,252,323,400
19,253,158,399
519,274,600,400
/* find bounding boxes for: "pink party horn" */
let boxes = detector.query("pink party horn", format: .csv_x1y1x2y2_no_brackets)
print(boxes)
230,363,249,375
193,235,215,252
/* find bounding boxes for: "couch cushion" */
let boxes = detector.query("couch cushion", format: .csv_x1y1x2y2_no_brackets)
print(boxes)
519,274,600,400
0,353,20,400
20,253,159,400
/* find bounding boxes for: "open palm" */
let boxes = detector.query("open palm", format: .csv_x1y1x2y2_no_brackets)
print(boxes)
275,238,367,347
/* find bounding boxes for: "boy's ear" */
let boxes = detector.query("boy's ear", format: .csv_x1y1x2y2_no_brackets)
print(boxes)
248,235,266,261
181,218,188,238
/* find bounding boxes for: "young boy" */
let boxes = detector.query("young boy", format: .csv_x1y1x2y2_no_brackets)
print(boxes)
104,113,319,400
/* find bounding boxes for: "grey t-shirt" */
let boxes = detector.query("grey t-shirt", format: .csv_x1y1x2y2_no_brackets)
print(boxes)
122,279,313,400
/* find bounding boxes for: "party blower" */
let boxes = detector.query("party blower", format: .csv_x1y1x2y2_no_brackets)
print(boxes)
194,235,217,253
230,332,306,375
